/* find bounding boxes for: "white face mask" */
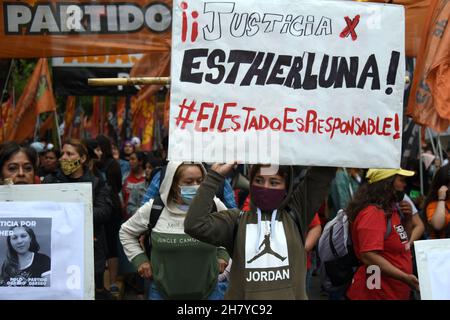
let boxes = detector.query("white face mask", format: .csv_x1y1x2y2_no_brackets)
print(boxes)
179,185,200,204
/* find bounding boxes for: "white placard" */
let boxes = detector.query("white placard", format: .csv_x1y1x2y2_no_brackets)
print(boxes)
169,0,405,167
414,239,450,300
0,183,94,300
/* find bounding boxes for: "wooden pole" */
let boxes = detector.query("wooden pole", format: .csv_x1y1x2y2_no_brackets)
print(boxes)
54,110,62,150
88,77,170,87
418,127,424,196
88,75,410,87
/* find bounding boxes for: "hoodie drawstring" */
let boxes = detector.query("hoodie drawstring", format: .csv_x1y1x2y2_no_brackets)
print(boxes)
256,208,262,254
270,209,278,240
255,208,278,254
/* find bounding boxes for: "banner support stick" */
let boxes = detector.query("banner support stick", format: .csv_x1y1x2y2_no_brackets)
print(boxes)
87,76,409,87
88,77,170,87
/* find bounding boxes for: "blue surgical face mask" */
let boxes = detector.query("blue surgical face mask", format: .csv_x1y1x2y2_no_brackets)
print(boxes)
180,185,200,204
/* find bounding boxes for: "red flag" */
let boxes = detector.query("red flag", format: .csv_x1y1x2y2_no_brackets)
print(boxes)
7,58,57,142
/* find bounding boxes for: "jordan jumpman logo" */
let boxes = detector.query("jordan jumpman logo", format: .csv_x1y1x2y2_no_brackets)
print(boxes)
247,234,287,263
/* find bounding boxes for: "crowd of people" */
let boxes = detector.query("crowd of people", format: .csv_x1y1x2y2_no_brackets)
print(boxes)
0,136,449,300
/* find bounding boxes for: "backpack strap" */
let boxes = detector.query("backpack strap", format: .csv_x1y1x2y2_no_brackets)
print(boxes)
158,165,167,189
328,224,339,258
148,196,165,230
148,195,218,232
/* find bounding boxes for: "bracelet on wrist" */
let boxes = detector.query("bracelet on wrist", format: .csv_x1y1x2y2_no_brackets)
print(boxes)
438,198,446,201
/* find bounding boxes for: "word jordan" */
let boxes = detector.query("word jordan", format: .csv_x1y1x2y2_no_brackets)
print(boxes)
246,268,290,282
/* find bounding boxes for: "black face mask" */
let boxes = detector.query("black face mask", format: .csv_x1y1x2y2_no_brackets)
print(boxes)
394,190,405,202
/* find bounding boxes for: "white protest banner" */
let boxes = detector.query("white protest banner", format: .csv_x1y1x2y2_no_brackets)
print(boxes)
0,183,94,300
169,0,405,167
415,239,450,300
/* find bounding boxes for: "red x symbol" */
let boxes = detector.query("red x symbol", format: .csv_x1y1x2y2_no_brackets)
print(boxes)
340,15,360,41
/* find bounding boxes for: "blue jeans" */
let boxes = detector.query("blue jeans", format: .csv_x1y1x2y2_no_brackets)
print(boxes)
149,282,225,300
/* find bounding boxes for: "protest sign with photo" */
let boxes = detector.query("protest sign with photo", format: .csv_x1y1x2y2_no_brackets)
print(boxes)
0,183,94,300
0,217,52,287
169,0,405,167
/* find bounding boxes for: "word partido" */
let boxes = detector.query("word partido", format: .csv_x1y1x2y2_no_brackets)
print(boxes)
4,2,171,34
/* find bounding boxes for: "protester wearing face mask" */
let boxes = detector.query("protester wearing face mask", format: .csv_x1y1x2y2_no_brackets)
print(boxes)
392,174,425,247
345,169,419,300
184,163,336,299
43,139,114,299
119,161,230,300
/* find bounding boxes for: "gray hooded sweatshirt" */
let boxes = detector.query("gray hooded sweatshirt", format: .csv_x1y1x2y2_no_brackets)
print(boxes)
185,166,336,299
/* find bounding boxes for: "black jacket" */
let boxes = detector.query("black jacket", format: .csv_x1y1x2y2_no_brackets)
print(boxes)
43,168,113,273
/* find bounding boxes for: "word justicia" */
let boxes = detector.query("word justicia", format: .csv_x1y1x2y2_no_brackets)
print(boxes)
186,2,332,40
4,2,172,35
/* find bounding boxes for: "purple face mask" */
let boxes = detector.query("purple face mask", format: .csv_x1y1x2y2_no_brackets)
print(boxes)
250,185,286,211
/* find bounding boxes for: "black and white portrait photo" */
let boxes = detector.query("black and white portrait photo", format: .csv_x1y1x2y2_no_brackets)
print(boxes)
0,218,51,287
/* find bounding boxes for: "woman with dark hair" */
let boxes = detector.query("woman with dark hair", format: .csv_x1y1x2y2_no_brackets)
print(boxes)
423,164,450,239
111,142,130,178
43,139,113,299
184,163,336,299
345,169,419,300
120,161,230,300
37,149,61,179
83,138,103,177
123,151,147,218
0,226,50,287
0,141,37,185
95,134,122,297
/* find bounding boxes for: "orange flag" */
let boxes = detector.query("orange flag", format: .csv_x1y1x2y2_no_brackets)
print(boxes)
7,58,57,142
116,97,126,134
140,97,156,151
63,96,76,140
406,0,450,132
163,89,171,130
88,96,101,138
0,98,13,143
130,51,170,103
